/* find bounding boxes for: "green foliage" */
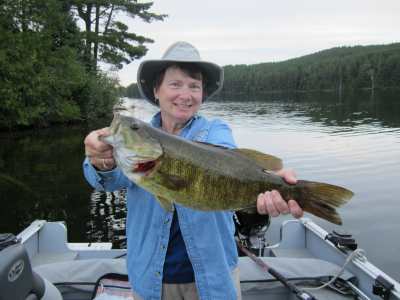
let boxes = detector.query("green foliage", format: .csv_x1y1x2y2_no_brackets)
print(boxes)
70,1,167,70
124,82,141,99
0,0,165,130
116,86,127,98
82,72,119,122
0,0,85,128
222,44,400,95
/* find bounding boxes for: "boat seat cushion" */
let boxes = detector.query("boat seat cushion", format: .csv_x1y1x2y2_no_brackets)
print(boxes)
34,258,127,292
35,256,355,285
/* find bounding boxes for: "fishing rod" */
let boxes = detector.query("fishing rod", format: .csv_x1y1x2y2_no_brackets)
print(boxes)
236,241,317,300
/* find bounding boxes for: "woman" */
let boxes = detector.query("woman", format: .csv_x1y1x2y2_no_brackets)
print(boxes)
83,41,303,300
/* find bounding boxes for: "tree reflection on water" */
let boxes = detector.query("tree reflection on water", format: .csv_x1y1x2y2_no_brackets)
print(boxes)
87,189,127,248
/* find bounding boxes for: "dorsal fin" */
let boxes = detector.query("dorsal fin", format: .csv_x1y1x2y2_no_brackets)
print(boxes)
194,142,283,171
234,148,283,171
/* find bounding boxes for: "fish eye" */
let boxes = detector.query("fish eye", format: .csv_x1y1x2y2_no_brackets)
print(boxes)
130,122,140,130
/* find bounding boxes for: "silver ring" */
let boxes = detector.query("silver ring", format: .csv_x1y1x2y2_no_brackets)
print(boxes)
102,158,108,169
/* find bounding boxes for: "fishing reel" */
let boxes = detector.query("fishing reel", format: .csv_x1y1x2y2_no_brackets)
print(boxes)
233,211,270,256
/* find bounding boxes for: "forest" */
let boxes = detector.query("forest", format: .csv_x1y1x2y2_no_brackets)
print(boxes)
0,0,165,130
221,43,400,96
125,43,400,99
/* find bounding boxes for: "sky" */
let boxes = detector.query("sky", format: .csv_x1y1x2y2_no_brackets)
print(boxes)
113,0,400,86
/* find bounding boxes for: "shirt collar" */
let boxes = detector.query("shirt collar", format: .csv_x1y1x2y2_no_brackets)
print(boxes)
150,112,199,135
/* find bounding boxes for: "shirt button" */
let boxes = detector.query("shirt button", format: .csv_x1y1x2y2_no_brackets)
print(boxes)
161,245,166,250
155,271,161,277
164,218,170,224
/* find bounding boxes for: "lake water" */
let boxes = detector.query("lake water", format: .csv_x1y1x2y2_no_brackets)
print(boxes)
0,90,399,281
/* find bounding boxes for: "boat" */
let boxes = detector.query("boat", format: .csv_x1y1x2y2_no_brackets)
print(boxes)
1,218,399,300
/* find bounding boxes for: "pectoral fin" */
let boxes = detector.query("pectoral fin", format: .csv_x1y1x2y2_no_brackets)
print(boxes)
156,196,174,211
234,148,283,171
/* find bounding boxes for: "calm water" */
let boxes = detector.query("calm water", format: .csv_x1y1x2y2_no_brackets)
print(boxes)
1,90,399,281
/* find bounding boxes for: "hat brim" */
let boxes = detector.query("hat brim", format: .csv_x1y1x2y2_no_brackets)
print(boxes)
137,60,224,106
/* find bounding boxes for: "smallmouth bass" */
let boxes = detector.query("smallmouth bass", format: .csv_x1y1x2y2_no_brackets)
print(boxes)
103,113,354,225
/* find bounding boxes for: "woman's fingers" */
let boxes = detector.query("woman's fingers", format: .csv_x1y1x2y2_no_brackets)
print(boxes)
84,127,115,170
84,128,113,158
271,190,290,214
265,192,279,217
257,191,303,219
256,193,267,214
288,200,304,218
257,191,289,216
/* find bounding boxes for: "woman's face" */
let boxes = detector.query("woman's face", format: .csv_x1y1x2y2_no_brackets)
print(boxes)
154,66,203,125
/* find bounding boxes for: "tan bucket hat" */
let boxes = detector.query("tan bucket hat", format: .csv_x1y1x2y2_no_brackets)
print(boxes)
137,41,224,106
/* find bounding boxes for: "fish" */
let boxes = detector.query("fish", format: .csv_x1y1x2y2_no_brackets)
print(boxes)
103,113,354,225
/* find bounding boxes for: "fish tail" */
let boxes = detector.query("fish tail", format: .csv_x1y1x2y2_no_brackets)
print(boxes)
296,180,354,225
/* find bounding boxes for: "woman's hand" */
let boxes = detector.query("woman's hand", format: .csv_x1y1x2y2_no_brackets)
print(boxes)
84,128,116,171
256,169,303,218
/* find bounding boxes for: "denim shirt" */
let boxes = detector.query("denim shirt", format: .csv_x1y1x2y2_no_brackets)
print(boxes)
83,113,239,300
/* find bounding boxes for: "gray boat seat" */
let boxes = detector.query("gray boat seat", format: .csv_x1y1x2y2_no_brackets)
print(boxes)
41,277,63,300
0,241,62,300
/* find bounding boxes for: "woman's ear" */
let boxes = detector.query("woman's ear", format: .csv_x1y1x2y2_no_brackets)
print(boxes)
153,87,159,100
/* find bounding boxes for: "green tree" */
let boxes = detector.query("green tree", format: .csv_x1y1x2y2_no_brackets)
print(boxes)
1,0,165,129
220,43,400,97
0,0,87,128
70,0,167,71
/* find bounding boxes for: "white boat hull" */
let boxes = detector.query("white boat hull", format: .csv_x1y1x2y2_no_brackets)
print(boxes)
8,219,400,300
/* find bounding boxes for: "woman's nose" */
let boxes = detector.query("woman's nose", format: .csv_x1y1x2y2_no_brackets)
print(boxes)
177,86,194,99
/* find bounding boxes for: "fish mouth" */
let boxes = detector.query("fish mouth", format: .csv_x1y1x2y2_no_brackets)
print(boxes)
132,159,158,175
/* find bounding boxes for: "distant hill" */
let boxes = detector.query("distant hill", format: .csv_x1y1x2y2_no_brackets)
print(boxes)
222,43,400,95
125,43,400,98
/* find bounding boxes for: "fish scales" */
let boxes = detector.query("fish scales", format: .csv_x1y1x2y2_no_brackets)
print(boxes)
142,126,285,210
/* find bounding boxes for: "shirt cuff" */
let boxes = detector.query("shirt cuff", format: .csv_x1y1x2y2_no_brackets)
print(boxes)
83,157,119,190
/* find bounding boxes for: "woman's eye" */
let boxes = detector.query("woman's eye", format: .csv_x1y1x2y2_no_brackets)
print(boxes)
190,84,202,92
169,82,180,88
